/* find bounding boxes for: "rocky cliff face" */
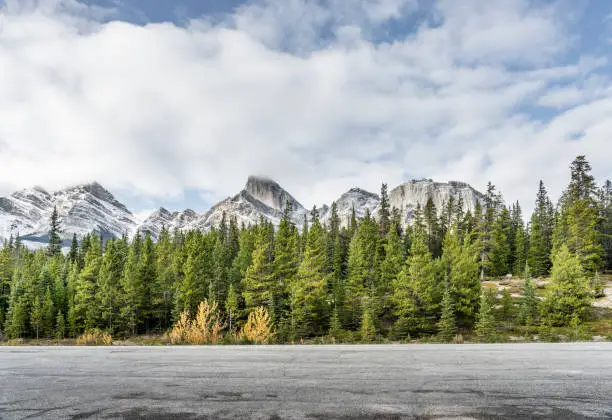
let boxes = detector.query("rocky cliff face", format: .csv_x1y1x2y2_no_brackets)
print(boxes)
192,176,308,231
386,179,484,226
0,177,485,247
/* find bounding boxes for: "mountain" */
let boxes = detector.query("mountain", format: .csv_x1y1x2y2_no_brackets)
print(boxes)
320,188,381,226
0,182,136,247
190,176,309,232
0,177,485,247
138,208,199,239
386,179,484,226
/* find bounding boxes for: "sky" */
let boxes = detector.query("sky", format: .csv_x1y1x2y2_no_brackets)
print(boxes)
1,0,612,217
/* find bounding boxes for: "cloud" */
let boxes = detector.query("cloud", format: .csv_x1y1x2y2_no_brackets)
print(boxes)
0,0,611,216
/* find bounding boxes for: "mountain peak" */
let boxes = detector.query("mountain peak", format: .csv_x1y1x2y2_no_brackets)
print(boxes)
244,175,303,212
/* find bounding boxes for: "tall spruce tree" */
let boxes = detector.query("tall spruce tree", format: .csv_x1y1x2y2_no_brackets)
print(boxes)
48,206,62,257
528,181,555,276
291,216,329,338
541,244,592,326
393,229,441,336
553,156,603,274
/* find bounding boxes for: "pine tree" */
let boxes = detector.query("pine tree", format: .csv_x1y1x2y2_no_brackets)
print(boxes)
475,290,496,342
489,214,510,277
73,235,102,333
376,221,404,328
553,156,603,274
344,210,378,329
423,197,442,257
442,230,481,327
242,223,275,315
499,288,514,322
96,239,124,333
68,234,79,264
152,228,175,330
48,206,63,257
225,283,239,331
55,309,65,340
120,233,142,335
291,216,329,338
599,180,612,270
379,183,391,236
42,287,55,338
437,284,456,342
541,244,592,326
31,295,43,340
393,230,441,336
273,204,299,324
360,306,376,343
518,265,538,326
513,220,528,275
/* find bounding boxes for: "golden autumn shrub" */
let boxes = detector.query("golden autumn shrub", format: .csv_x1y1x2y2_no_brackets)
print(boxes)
168,300,226,345
241,307,274,344
76,328,113,346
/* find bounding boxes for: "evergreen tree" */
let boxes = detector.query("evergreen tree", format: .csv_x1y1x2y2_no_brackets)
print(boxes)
360,306,376,343
553,156,603,273
152,228,175,330
393,230,441,336
31,295,43,340
73,235,102,333
541,244,592,326
291,216,329,338
376,221,404,329
599,180,612,270
42,287,55,338
475,290,496,342
518,265,538,326
437,284,456,342
55,309,65,340
379,183,391,236
344,210,378,328
120,233,142,335
68,234,79,264
242,223,275,314
489,213,510,277
96,239,124,333
48,206,63,257
423,197,442,257
274,204,299,323
442,230,481,327
225,283,239,331
527,181,554,276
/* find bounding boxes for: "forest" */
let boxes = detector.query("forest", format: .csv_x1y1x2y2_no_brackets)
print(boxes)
0,156,611,344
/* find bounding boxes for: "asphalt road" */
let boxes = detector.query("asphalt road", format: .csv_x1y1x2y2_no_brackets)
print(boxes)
0,343,611,419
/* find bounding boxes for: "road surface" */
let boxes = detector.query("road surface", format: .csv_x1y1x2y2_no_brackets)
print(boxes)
1,343,611,419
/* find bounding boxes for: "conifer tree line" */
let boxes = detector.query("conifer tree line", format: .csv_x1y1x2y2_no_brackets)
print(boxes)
0,156,610,342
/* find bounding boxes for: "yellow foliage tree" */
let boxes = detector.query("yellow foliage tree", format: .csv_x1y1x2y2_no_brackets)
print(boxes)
241,307,274,344
168,300,225,345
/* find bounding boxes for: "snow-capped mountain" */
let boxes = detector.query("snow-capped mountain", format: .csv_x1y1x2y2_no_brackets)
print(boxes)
0,177,485,247
138,208,199,239
190,176,309,232
0,182,137,247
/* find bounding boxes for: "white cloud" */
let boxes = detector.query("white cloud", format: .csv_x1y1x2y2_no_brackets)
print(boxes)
0,0,611,216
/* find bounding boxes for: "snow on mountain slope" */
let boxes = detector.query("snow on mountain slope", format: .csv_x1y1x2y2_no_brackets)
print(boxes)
138,208,198,239
0,182,137,245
